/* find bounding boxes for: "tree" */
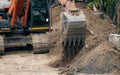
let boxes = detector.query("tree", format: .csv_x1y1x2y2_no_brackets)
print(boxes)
113,0,120,27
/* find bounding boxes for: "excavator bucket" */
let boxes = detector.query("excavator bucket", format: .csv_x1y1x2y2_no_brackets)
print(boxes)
61,11,86,47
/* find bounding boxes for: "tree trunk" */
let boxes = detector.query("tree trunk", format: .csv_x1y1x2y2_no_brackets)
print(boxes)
113,0,120,27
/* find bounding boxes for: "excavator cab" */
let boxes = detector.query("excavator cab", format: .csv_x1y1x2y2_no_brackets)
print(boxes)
0,0,51,33
30,0,50,32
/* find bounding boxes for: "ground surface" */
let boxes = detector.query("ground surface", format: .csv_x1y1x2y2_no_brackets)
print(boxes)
0,51,63,75
0,0,62,75
48,2,120,75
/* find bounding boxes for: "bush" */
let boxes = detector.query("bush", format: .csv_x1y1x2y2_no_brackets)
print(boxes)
88,0,100,9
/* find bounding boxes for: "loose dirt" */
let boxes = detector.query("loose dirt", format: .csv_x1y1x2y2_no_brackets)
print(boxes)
48,2,120,75
0,51,64,75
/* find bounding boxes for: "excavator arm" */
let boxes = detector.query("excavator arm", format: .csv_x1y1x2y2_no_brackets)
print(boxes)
58,0,77,11
8,0,30,28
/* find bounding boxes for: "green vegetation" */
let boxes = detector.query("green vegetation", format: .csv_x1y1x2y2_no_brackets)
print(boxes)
88,0,117,18
88,0,117,10
88,0,100,9
104,0,116,12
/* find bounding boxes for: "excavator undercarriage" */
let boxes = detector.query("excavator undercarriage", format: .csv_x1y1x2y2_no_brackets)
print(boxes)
0,33,49,55
0,35,4,55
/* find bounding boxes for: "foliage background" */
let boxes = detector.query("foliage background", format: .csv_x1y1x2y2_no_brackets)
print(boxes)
88,0,120,27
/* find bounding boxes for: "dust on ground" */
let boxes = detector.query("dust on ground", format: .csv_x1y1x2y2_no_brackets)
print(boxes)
0,3,64,75
0,51,64,75
67,3,120,75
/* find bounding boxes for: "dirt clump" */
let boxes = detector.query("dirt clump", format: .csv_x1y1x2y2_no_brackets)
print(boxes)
65,4,120,74
68,41,120,74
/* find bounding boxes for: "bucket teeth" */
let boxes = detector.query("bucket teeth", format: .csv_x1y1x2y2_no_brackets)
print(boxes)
61,11,86,47
68,37,72,46
64,37,83,47
63,37,66,47
78,37,80,46
73,37,77,46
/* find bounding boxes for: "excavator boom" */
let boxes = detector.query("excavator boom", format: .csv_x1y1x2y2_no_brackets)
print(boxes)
58,0,77,10
8,0,30,28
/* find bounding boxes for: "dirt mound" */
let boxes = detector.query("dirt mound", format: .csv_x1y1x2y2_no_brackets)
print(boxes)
65,5,120,74
85,10,117,35
48,2,120,74
69,41,120,74
48,6,63,57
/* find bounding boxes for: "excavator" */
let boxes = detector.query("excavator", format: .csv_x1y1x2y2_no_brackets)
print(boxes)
0,0,86,55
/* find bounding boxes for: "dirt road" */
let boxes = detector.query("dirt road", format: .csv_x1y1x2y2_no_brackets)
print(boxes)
0,51,63,75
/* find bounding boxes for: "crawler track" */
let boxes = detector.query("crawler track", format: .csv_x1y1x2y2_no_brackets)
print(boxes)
0,35,4,55
31,33,49,54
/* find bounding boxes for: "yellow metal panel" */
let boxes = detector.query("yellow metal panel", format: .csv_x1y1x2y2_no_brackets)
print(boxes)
0,30,10,33
31,27,49,31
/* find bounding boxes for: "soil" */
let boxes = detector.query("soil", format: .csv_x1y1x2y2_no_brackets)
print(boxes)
48,2,120,75
0,1,63,75
71,3,120,74
0,51,64,75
